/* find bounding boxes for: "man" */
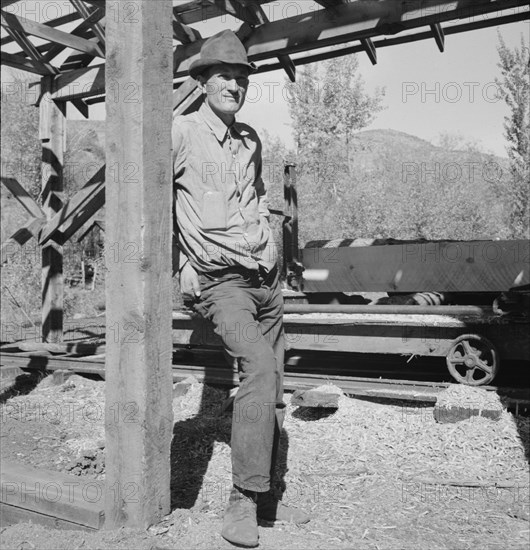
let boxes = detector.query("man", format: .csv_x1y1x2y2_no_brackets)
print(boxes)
172,30,309,547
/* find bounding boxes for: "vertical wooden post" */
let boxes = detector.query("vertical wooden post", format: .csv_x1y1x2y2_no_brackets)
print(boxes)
40,76,65,343
104,0,174,528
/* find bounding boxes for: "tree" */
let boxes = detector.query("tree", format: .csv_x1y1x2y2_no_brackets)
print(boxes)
286,55,385,190
284,54,385,242
495,32,530,238
1,71,41,199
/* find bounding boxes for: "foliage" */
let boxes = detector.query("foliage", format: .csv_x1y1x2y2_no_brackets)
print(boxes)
262,48,516,246
1,72,41,199
1,78,106,325
495,32,530,238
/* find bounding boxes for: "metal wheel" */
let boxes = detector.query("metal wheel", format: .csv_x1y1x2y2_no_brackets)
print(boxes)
446,334,499,386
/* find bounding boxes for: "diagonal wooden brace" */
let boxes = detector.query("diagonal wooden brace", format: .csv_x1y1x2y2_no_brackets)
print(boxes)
39,165,105,245
1,177,45,219
1,217,46,262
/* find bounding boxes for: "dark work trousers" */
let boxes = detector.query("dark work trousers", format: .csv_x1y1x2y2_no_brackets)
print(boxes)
194,265,285,493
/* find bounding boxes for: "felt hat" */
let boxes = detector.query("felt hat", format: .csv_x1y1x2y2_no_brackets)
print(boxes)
189,30,257,79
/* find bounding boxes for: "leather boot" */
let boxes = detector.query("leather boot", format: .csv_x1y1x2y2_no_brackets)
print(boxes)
256,490,310,524
221,486,259,547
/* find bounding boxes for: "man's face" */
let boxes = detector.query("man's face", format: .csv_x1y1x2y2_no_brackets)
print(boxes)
199,64,250,122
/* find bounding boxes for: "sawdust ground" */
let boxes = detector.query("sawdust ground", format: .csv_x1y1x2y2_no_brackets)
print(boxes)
1,376,529,550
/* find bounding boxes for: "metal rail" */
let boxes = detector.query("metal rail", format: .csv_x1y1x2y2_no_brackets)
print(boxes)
1,352,529,410
284,304,489,315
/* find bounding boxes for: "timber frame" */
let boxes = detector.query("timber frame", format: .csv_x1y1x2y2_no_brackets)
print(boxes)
1,0,529,529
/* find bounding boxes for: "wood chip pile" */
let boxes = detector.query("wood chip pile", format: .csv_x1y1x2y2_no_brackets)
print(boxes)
2,374,529,548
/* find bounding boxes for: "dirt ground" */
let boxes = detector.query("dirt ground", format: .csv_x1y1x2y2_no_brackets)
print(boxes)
1,373,529,550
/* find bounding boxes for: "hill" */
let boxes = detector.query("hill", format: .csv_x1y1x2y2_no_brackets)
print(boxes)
263,128,513,244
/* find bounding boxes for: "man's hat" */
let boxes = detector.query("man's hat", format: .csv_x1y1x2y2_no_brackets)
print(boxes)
189,30,257,79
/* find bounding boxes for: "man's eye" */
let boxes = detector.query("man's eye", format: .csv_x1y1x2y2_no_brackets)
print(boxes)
237,78,249,87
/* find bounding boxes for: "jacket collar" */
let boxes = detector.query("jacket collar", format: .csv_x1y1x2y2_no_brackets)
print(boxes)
199,101,245,142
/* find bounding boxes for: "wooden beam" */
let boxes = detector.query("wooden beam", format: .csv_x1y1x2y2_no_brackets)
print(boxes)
48,0,529,100
39,165,105,245
0,460,104,530
41,7,105,64
104,0,174,529
0,9,81,47
431,23,445,52
51,64,105,100
1,10,104,58
257,10,530,72
1,177,45,218
300,240,530,293
1,50,51,76
172,14,201,44
40,76,65,343
56,184,105,244
71,97,89,118
1,20,58,74
69,0,106,52
173,0,528,76
0,217,46,262
313,0,349,9
242,1,296,82
361,37,377,65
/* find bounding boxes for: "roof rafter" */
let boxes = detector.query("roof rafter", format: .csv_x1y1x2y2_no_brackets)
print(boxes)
69,0,105,52
1,9,104,59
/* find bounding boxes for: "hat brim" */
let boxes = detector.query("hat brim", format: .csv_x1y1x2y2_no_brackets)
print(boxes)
189,58,257,79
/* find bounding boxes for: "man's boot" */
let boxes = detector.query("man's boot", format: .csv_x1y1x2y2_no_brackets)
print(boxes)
256,490,310,524
221,486,259,547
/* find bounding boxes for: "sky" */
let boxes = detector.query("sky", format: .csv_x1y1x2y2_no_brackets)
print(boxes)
1,2,528,158
241,20,529,157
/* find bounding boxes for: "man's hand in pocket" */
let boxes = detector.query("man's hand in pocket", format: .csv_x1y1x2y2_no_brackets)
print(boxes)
180,261,201,302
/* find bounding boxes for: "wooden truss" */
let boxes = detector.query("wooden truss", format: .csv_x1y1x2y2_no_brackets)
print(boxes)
1,0,529,530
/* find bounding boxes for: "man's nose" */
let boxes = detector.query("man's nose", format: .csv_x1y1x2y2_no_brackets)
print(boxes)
225,78,239,92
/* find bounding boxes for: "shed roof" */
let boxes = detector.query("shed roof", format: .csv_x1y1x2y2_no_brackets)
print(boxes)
2,0,529,113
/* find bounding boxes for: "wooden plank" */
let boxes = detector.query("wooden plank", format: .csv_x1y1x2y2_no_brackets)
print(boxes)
1,22,58,74
0,502,97,531
40,76,65,343
1,177,45,219
0,460,104,530
51,64,105,100
51,185,105,243
0,51,50,76
41,7,104,64
431,23,445,52
361,37,377,65
0,10,104,58
69,0,105,51
172,0,528,76
15,341,106,355
39,166,104,245
0,217,46,260
301,240,530,293
227,11,530,73
1,11,81,47
48,2,529,100
172,14,201,44
104,0,174,529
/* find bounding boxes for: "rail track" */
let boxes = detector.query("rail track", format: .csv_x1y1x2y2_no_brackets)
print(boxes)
1,347,529,414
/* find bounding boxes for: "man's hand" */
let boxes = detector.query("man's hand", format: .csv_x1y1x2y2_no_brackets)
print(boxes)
180,261,201,301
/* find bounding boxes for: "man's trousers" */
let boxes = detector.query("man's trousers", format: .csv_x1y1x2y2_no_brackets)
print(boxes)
195,265,285,492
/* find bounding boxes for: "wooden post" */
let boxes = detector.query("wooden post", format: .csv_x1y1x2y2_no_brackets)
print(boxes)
40,76,65,343
104,0,174,528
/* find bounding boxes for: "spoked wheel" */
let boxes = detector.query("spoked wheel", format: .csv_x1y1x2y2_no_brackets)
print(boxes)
446,334,499,386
